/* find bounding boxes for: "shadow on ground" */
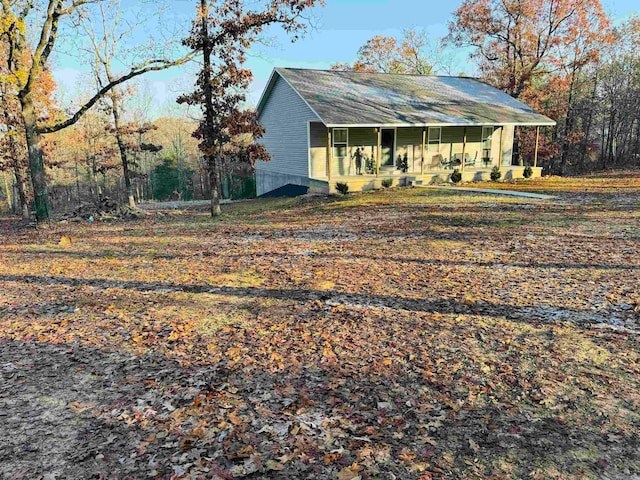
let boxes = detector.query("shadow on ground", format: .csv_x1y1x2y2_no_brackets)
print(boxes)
2,339,638,479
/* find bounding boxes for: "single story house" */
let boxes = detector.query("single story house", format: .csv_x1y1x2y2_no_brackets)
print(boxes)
255,68,555,195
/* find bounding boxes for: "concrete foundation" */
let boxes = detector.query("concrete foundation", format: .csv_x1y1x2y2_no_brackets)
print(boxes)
256,169,310,196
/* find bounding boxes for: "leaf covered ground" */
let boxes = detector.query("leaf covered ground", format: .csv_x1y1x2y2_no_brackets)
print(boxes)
1,171,639,479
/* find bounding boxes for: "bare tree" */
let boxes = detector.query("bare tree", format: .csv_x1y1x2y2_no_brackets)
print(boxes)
78,0,177,208
0,0,193,220
332,29,435,75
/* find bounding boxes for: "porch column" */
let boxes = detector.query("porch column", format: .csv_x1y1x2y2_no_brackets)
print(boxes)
534,126,540,167
460,127,467,172
327,128,332,180
421,127,426,176
376,127,381,177
498,126,504,168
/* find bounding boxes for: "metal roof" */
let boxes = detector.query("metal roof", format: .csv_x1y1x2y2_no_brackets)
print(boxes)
258,68,555,127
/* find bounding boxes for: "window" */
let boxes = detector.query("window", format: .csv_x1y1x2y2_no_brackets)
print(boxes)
481,127,494,161
427,127,441,153
333,128,348,160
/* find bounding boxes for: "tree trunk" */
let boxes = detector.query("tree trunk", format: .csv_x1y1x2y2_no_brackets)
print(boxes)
579,76,598,172
5,129,30,219
13,164,29,219
634,119,640,165
74,156,81,205
208,164,221,217
600,112,607,169
560,66,577,176
200,0,221,217
606,110,616,168
3,172,13,212
20,92,49,221
110,94,136,209
86,153,96,200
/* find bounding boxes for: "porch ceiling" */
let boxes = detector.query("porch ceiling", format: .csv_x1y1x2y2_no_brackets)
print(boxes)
275,68,556,128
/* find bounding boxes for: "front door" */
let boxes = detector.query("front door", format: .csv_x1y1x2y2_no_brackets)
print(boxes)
381,129,395,167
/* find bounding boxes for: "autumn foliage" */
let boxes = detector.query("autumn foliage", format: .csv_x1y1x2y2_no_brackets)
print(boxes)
332,30,433,75
449,0,612,97
448,0,640,174
179,0,320,216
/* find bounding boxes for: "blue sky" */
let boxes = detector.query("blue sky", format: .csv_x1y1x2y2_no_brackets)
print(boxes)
51,0,640,118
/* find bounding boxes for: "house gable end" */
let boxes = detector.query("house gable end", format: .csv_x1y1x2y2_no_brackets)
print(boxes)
257,69,323,123
255,71,323,195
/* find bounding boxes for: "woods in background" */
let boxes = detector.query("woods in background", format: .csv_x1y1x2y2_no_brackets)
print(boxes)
1,0,639,220
335,1,640,176
449,0,640,175
0,0,319,219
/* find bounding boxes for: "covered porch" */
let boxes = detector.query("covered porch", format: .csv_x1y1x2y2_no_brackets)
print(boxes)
309,123,544,193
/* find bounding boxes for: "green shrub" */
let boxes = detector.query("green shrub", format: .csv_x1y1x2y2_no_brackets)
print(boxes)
523,165,533,178
450,169,462,184
381,178,393,188
490,166,502,181
335,182,349,195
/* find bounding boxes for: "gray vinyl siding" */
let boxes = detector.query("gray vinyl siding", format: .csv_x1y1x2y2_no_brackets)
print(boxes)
339,128,377,176
441,127,464,144
500,125,515,165
257,75,320,179
441,127,462,160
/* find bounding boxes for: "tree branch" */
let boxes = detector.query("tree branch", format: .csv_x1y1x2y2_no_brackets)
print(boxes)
58,0,99,16
40,3,62,64
36,53,194,134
